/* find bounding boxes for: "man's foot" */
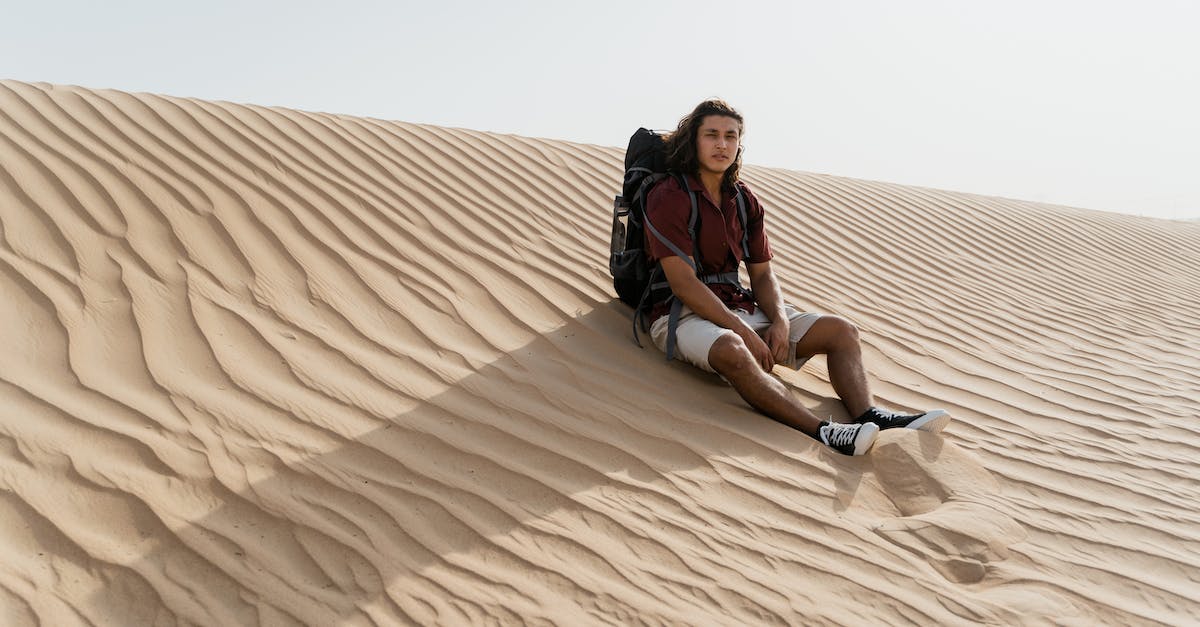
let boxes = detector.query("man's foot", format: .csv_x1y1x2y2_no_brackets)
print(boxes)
856,407,950,433
817,420,879,456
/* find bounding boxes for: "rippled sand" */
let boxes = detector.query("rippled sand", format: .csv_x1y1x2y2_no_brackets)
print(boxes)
0,80,1197,625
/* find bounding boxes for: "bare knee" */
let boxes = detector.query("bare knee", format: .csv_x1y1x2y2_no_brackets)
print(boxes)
826,316,861,349
707,333,756,376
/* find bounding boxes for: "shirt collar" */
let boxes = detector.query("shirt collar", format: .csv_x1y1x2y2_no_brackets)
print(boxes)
682,173,704,191
683,173,736,196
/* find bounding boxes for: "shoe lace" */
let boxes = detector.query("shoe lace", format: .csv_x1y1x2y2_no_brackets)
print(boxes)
824,424,858,447
866,408,891,423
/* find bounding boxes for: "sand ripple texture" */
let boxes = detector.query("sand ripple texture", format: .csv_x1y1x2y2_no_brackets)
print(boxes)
0,80,1197,626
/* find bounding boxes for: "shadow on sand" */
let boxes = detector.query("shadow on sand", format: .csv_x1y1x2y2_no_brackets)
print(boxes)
80,300,885,624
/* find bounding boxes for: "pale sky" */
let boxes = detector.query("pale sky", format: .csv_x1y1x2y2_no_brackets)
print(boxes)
4,0,1198,220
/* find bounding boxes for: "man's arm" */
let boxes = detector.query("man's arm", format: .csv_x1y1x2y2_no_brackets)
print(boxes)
747,261,786,323
747,260,791,364
660,256,775,370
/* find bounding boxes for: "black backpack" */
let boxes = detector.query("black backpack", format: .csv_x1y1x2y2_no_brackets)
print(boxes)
609,128,750,359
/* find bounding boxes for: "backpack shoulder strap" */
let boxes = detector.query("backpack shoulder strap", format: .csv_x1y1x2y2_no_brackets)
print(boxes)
638,173,705,361
642,173,701,273
672,173,703,271
734,183,750,260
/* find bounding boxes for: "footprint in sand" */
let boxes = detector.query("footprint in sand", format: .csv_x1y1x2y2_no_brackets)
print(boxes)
869,430,1027,584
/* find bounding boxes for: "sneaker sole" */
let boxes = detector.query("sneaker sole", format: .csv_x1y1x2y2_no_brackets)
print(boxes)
906,410,951,434
853,422,880,455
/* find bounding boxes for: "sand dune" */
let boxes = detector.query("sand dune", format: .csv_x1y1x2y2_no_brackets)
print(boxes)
0,80,1197,625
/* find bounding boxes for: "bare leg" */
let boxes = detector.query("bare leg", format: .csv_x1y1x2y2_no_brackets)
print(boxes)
708,334,825,435
792,316,873,420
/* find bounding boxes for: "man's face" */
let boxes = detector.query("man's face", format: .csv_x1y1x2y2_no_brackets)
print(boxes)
695,115,741,178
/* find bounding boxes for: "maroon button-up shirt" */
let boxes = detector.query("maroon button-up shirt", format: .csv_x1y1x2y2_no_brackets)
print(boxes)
643,174,773,323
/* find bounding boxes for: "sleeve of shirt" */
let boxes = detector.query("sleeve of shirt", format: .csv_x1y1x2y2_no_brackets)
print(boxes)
643,177,695,263
742,184,774,263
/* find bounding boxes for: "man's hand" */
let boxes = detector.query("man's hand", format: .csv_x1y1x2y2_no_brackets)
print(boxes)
747,262,790,369
737,324,775,372
763,319,791,366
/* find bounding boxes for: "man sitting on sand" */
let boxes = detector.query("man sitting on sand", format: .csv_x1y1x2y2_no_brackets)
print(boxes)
643,99,950,455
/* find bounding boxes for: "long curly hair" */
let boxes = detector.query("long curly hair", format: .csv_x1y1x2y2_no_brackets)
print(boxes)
664,99,745,189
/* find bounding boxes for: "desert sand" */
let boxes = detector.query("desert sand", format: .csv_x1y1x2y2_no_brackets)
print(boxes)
0,80,1197,625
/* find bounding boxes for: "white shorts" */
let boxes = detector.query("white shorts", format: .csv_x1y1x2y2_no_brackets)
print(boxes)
649,304,823,373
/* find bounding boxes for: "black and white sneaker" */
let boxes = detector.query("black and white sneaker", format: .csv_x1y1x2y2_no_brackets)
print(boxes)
817,420,879,456
856,407,950,433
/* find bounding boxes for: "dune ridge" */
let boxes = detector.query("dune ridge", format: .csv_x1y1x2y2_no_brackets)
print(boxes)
0,80,1197,625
